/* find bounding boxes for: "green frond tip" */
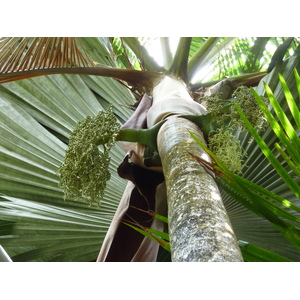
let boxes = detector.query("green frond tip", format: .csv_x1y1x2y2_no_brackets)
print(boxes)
58,105,120,205
208,126,246,173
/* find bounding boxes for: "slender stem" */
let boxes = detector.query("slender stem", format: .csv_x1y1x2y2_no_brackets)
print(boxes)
96,121,166,151
190,71,267,90
0,66,163,88
167,37,192,82
187,37,220,78
188,37,238,82
122,37,165,73
160,37,173,69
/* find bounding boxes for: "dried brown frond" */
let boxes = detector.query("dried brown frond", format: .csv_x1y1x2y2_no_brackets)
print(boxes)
0,37,163,88
0,37,94,74
188,151,226,178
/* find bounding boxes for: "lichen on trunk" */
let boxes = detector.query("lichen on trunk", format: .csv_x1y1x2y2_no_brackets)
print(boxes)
155,105,243,261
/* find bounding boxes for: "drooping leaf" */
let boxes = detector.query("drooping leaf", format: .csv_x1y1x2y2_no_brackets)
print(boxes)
267,37,295,72
244,87,300,198
188,61,300,261
238,240,292,262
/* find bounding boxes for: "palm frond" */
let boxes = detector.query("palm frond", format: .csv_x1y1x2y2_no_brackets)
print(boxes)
186,37,238,83
0,84,127,260
0,39,142,260
267,37,295,72
109,37,140,70
0,37,93,73
0,195,111,262
191,37,298,84
187,37,221,79
241,37,270,73
186,51,300,261
238,240,292,262
0,37,162,88
247,87,300,198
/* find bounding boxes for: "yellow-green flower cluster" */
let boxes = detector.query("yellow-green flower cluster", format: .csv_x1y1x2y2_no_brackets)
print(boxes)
58,105,120,205
206,85,268,131
231,86,268,131
205,86,268,173
208,127,246,173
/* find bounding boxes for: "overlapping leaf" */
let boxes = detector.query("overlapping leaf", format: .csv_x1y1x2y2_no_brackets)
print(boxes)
0,38,137,261
189,61,300,261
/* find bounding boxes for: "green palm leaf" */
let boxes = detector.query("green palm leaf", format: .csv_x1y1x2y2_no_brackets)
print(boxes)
123,206,294,262
0,38,139,261
196,60,300,261
0,80,128,260
191,37,297,83
247,87,300,198
238,240,292,262
0,195,110,261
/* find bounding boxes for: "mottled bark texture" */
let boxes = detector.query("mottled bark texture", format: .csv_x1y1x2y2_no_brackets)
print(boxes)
157,116,243,262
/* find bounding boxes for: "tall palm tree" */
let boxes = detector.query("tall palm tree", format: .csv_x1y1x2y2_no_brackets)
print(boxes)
0,37,299,261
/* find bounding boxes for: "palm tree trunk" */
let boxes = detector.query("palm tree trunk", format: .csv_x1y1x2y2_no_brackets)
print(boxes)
151,76,243,262
157,116,243,261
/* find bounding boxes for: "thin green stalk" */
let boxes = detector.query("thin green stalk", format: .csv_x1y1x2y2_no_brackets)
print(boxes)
97,120,165,151
122,37,165,72
275,143,300,178
279,71,300,131
187,37,220,77
160,37,173,69
167,37,192,82
123,222,170,252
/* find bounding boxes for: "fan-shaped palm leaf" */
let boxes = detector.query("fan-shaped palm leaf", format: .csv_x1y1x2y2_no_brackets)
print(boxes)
0,78,130,260
0,37,163,90
0,38,140,261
